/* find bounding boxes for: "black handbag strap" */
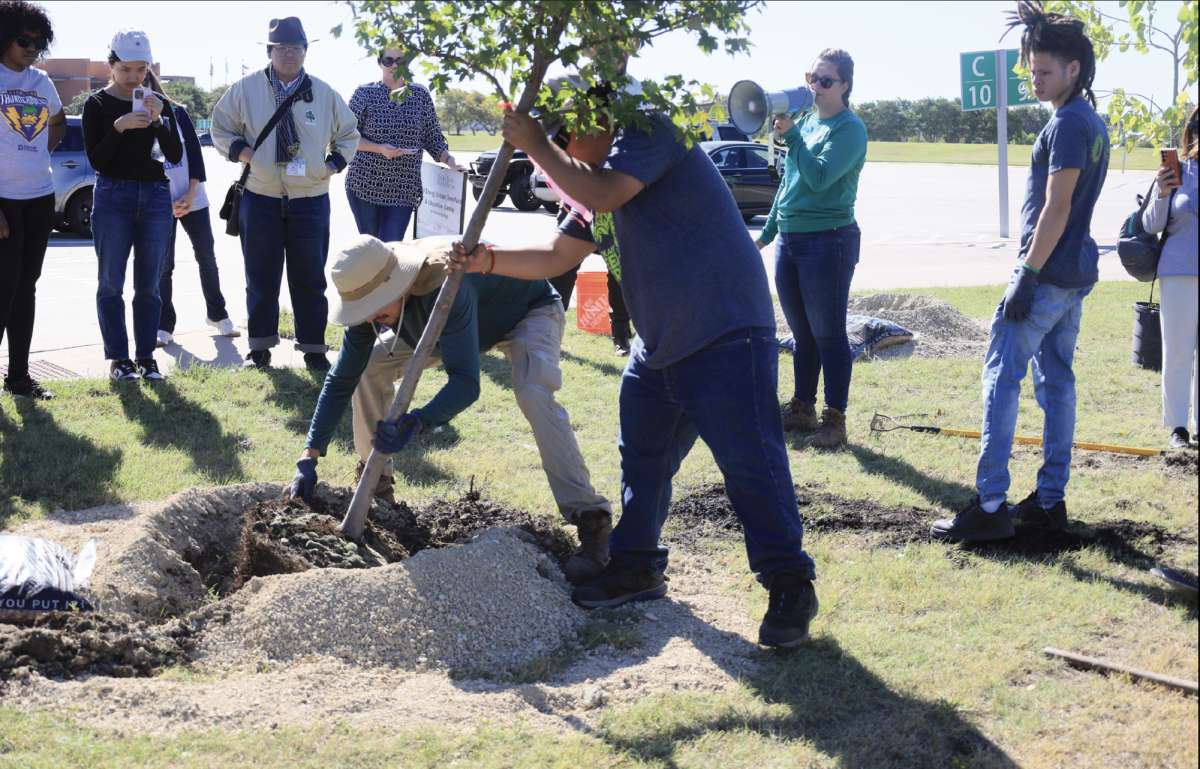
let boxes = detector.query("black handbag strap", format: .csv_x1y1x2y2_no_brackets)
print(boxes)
236,73,313,185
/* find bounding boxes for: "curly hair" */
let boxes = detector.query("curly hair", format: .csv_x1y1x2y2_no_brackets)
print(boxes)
816,48,854,108
1002,0,1097,107
0,0,53,64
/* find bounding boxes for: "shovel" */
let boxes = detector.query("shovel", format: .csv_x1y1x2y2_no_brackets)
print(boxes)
338,80,547,542
870,412,1165,457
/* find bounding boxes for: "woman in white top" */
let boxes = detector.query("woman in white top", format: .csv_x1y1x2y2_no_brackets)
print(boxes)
0,0,65,400
1143,106,1198,450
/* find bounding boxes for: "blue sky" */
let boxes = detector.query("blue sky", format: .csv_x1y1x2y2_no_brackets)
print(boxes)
39,1,1196,112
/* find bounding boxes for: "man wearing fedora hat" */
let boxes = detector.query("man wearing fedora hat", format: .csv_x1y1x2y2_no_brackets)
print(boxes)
210,17,359,371
290,234,615,585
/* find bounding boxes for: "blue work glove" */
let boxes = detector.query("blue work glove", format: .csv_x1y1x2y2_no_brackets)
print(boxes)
1002,266,1039,322
372,414,422,454
289,457,318,501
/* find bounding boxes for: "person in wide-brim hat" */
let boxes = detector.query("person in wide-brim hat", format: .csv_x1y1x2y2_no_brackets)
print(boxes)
327,235,435,327
257,16,318,46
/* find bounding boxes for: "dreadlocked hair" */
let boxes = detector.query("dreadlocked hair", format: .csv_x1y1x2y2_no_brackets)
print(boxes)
1002,0,1097,107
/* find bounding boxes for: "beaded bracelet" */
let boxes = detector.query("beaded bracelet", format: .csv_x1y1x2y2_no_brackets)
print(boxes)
481,244,496,275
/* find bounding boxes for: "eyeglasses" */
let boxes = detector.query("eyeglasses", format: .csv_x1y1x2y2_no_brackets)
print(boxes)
273,45,306,55
380,56,402,67
805,72,842,89
16,34,47,50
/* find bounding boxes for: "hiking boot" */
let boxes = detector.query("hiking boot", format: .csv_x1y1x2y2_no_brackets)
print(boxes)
136,358,166,382
930,496,1015,541
611,320,632,357
804,405,846,448
110,359,139,382
156,330,173,347
564,509,612,585
353,459,395,503
244,349,271,369
758,574,819,648
571,559,667,609
4,373,54,400
781,398,818,432
1010,490,1069,530
206,317,241,337
304,353,331,372
1168,427,1191,450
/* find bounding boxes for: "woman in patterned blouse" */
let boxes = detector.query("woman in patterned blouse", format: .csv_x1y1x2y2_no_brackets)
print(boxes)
344,47,464,241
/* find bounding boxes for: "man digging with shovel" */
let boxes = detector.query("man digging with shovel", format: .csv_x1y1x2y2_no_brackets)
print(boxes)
288,234,614,584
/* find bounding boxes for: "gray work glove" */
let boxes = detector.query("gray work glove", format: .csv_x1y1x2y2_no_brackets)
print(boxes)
1002,266,1039,322
290,457,318,501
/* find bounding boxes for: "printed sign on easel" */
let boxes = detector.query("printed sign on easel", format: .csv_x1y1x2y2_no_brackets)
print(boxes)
412,164,467,239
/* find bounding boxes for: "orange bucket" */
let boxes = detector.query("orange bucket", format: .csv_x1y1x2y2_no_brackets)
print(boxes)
575,271,611,335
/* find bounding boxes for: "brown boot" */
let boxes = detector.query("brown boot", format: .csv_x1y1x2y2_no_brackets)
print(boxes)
804,406,846,448
781,398,819,432
564,509,612,585
353,459,396,503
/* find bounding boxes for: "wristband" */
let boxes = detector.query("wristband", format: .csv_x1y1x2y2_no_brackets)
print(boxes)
1022,263,1041,274
481,244,496,275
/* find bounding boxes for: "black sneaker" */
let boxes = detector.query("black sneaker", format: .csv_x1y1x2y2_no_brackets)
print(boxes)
1168,427,1191,450
4,374,54,400
244,350,271,369
110,359,139,382
1010,490,1069,530
571,559,667,609
930,496,1015,541
136,358,166,382
304,352,331,372
758,574,819,648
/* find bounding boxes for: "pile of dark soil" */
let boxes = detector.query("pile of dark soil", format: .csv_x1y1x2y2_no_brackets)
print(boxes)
666,483,1191,564
1162,449,1199,480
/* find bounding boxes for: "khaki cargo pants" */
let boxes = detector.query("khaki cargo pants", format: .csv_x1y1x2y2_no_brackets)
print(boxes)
351,301,612,522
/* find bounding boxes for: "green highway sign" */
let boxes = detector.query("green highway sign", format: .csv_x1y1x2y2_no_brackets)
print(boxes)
960,49,1039,111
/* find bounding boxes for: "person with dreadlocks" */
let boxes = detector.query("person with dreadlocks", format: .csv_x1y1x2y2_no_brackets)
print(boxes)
932,1,1109,541
210,17,359,372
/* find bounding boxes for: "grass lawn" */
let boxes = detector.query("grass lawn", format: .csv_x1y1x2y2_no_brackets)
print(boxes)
0,280,1195,767
865,141,1162,170
445,132,504,152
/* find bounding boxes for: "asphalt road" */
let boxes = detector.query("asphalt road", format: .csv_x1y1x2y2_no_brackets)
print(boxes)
3,147,1152,378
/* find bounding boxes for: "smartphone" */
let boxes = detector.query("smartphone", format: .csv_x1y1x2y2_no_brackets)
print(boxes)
131,87,149,114
1160,148,1180,179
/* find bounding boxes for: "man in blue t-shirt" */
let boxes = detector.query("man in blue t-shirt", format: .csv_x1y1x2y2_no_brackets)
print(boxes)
932,10,1110,541
450,74,818,649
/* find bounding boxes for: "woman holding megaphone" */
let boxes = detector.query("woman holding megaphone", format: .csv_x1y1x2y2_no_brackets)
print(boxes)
755,48,867,449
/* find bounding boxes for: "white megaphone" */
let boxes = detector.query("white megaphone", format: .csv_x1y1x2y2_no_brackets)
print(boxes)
728,80,815,179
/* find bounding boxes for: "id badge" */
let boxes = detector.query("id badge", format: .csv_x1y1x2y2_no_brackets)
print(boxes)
285,157,306,177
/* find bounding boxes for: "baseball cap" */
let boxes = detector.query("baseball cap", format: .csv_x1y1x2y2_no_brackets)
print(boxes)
109,29,154,64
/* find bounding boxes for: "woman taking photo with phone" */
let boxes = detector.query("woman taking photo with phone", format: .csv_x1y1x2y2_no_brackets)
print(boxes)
755,48,868,449
1143,106,1198,450
82,29,181,381
1,0,65,401
344,47,463,241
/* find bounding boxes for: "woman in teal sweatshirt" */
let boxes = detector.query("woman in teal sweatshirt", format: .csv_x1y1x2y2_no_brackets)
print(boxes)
755,48,868,449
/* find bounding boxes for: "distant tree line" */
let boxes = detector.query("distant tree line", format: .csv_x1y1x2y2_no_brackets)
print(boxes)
64,81,228,121
854,97,1054,145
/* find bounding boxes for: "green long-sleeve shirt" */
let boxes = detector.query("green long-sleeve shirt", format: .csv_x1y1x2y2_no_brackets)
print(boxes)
759,110,868,243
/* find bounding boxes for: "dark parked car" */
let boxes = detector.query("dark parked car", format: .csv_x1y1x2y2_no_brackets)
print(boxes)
468,147,558,213
51,115,94,238
197,131,213,147
702,140,783,223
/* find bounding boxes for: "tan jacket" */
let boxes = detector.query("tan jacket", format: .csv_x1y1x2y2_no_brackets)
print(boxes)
210,68,359,199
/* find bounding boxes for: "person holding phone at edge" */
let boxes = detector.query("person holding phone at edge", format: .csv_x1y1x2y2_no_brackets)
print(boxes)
754,48,867,449
1142,107,1198,450
931,1,1110,541
449,70,819,649
0,0,66,401
144,69,238,348
344,47,464,242
82,29,182,382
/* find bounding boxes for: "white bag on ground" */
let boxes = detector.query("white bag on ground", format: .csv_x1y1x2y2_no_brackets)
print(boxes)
0,535,97,614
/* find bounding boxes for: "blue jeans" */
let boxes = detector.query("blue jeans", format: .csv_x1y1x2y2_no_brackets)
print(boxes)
612,327,816,586
238,189,331,353
977,273,1093,507
92,178,173,360
774,223,860,412
346,187,413,242
158,207,227,332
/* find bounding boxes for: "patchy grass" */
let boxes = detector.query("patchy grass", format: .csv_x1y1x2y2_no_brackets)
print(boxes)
864,140,1163,170
445,132,505,152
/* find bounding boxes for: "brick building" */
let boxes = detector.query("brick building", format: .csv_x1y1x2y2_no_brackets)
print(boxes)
37,59,193,105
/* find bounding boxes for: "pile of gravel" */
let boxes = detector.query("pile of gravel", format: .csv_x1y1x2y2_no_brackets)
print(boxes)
774,294,990,361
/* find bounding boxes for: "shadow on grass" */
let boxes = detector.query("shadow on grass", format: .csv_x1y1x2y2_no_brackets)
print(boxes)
0,399,123,526
479,349,513,391
841,441,975,511
561,349,626,378
111,379,247,483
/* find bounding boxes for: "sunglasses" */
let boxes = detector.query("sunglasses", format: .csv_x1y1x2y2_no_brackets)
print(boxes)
380,56,402,67
550,124,570,150
805,72,842,89
16,34,47,50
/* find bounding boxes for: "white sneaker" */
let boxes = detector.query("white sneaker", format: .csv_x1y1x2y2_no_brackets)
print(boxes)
156,330,173,347
206,317,241,337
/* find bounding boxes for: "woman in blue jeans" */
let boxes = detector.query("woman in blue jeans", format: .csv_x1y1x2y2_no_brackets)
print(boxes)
82,29,181,381
344,47,463,240
755,48,868,448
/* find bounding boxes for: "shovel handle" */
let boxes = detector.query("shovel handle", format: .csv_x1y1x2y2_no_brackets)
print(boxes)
905,426,1161,456
1044,647,1198,694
